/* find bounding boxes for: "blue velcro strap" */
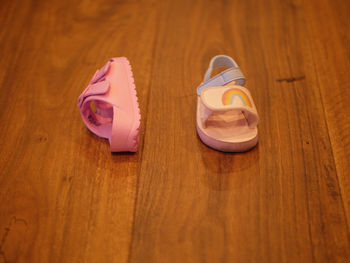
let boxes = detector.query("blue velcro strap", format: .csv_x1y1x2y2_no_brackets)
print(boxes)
197,55,245,96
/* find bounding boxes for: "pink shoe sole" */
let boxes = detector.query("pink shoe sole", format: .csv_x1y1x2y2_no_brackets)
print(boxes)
196,124,258,152
116,57,141,152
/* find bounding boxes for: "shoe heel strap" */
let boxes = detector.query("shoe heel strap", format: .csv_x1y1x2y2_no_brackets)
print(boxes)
197,55,245,96
110,107,134,152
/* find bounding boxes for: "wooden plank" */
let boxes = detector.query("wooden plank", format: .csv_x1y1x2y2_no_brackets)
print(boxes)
302,0,350,231
0,0,349,262
129,0,350,262
0,0,158,262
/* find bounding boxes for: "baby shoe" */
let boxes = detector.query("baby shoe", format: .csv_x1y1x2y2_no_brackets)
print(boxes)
196,55,259,152
78,57,140,152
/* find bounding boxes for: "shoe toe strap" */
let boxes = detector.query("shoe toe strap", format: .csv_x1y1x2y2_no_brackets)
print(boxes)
200,85,259,128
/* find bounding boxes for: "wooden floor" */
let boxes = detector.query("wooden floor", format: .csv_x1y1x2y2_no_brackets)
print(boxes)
1,0,350,262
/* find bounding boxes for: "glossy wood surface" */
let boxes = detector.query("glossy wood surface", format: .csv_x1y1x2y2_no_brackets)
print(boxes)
0,0,349,262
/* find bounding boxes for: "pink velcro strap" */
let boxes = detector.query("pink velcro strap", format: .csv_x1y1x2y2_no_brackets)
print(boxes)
90,59,112,84
77,59,113,107
77,80,110,108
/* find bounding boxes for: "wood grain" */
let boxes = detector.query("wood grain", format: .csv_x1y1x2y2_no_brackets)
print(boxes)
0,0,349,262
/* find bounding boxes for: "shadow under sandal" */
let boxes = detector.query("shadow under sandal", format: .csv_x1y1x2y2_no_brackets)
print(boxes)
196,55,259,152
78,57,140,152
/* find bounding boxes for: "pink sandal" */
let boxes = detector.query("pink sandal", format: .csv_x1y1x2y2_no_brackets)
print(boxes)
78,57,140,152
196,55,259,152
